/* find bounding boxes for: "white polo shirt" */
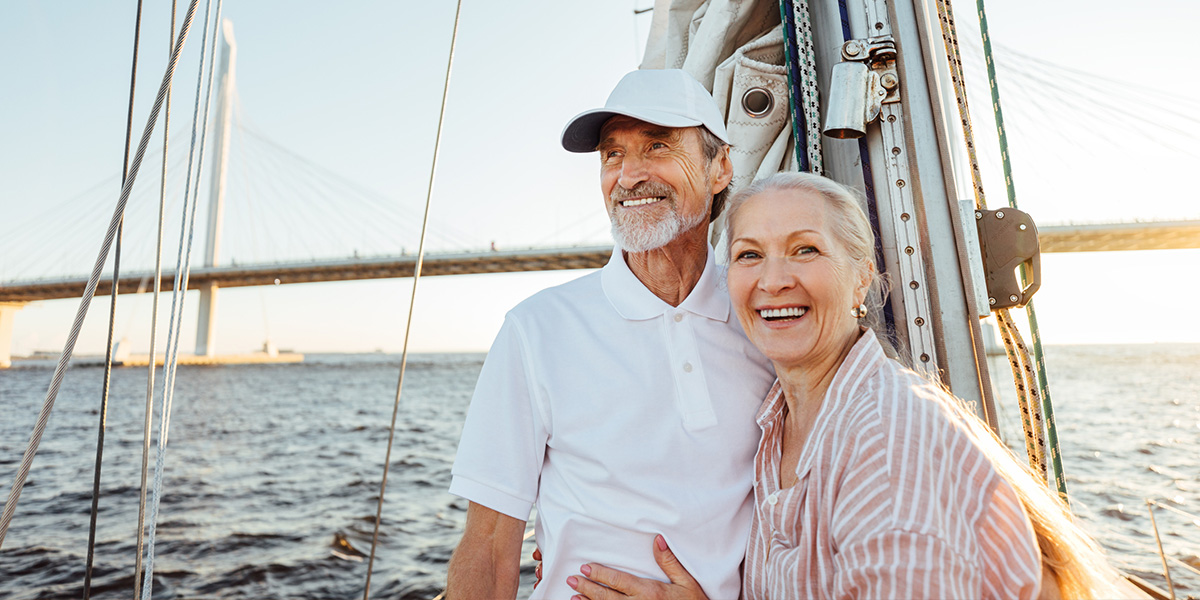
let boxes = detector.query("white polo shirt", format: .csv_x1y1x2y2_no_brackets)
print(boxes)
450,246,774,600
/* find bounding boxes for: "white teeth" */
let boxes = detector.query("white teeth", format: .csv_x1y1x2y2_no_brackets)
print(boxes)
621,197,663,207
759,307,807,319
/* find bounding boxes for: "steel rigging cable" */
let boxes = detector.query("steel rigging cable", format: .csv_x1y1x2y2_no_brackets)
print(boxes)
0,0,204,550
134,1,177,597
362,1,464,598
84,0,146,597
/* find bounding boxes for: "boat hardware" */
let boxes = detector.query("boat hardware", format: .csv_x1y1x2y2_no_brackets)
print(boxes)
823,35,899,139
975,207,1041,310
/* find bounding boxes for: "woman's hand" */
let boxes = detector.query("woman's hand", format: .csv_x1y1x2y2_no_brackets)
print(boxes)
566,535,709,600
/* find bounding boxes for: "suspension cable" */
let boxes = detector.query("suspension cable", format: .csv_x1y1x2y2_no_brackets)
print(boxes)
141,2,223,596
83,1,146,595
0,0,202,551
362,1,464,597
975,0,1066,499
133,2,177,597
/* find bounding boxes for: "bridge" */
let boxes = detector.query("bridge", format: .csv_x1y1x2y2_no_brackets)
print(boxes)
3,219,1199,304
3,22,1198,368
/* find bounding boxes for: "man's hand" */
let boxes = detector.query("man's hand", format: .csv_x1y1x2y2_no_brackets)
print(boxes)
565,535,708,600
445,502,526,599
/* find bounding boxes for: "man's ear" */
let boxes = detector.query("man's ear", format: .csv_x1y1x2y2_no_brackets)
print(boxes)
711,145,733,194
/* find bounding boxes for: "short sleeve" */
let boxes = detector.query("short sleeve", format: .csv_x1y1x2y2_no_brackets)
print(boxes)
448,314,548,521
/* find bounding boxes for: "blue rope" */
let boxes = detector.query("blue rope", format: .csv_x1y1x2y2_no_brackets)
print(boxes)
780,0,811,173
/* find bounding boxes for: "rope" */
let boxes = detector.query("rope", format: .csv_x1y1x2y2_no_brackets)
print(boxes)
932,0,1066,496
362,1,464,597
141,1,223,595
995,310,1047,481
779,0,823,174
0,0,203,551
83,2,145,596
975,0,1066,500
134,1,177,597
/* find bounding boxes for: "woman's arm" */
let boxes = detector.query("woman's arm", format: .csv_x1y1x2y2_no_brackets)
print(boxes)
567,535,710,600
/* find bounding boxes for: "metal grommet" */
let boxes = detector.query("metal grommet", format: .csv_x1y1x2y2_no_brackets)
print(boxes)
741,87,774,118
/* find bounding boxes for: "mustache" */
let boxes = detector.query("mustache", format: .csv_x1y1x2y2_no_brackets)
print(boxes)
610,182,676,204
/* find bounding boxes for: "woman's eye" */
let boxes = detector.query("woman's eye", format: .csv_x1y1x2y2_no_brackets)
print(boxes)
796,246,818,256
735,250,761,260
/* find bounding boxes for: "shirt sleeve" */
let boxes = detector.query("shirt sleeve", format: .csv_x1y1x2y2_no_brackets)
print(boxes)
448,313,548,521
977,478,1042,600
833,528,977,600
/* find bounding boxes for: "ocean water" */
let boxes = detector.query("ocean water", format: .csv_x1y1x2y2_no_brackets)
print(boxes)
0,344,1197,599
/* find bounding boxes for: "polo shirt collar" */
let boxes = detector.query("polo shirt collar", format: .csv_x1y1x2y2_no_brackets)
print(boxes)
601,245,730,322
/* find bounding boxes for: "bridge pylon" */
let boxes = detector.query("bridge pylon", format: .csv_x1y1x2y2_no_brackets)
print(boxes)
196,19,236,358
0,302,25,368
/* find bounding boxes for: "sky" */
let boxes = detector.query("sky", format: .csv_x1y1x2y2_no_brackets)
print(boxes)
1,0,1198,356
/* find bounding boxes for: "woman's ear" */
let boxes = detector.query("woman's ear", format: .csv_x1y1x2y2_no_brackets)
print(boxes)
855,263,875,305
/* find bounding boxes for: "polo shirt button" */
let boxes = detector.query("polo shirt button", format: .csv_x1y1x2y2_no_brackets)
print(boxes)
673,313,683,323
767,493,778,506
683,362,693,373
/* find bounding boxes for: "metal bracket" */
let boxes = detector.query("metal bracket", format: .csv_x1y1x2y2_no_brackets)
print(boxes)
975,207,1041,310
841,36,900,104
824,35,900,139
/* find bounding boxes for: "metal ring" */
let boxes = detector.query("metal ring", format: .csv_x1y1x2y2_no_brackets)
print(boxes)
741,87,774,118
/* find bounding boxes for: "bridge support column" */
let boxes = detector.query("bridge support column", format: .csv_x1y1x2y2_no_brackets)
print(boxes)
0,302,25,368
195,283,219,357
194,20,235,359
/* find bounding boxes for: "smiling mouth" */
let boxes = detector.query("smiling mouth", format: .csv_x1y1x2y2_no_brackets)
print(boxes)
759,307,808,321
620,196,665,207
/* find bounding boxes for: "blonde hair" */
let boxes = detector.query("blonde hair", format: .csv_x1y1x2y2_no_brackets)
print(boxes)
726,171,1121,599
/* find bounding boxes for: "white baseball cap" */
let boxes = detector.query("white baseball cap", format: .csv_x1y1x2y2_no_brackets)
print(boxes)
561,69,731,153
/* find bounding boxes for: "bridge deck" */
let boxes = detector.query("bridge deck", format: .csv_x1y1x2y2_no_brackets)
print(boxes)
2,220,1198,303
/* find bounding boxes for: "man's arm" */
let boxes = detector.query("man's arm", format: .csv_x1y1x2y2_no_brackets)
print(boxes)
446,501,527,599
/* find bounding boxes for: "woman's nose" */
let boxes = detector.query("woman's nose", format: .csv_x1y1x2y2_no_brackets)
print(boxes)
757,257,796,294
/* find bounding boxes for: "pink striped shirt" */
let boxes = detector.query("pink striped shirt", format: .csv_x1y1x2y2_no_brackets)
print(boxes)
744,329,1042,599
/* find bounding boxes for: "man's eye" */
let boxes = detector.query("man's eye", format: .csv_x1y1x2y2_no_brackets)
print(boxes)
650,142,667,150
603,150,622,160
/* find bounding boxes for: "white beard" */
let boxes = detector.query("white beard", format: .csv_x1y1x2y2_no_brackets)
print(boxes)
610,205,706,253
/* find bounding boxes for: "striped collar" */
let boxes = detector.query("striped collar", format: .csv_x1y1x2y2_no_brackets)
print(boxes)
755,327,888,429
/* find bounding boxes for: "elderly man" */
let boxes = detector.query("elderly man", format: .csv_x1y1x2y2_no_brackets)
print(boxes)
446,69,774,599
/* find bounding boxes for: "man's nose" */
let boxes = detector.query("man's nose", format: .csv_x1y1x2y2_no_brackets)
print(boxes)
617,154,650,190
757,257,796,294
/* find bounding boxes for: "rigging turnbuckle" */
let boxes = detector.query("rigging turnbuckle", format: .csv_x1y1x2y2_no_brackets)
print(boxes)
823,36,900,139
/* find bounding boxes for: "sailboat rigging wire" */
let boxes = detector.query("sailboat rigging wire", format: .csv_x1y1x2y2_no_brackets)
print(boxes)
134,2,177,597
141,2,224,596
974,0,1066,499
362,1,464,597
0,0,203,551
1146,500,1178,600
84,2,146,596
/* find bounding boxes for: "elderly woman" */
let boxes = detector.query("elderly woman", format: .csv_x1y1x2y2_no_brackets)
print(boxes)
565,172,1116,599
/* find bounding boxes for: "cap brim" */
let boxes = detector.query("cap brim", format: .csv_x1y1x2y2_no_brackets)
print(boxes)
560,107,704,153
